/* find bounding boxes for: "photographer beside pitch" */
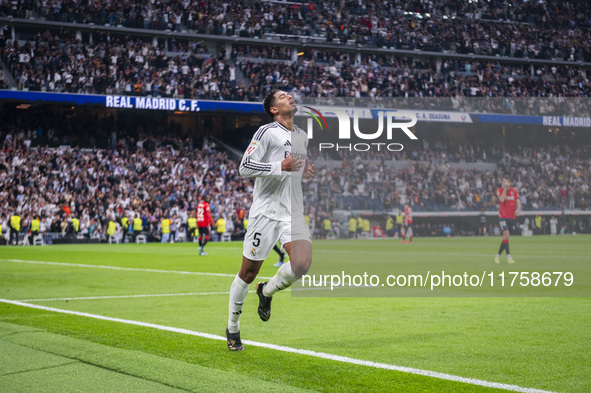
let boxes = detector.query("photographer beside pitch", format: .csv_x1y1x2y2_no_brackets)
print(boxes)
495,175,520,264
226,89,315,351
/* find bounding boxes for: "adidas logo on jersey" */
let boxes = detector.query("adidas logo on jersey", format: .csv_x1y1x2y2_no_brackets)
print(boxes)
284,140,291,146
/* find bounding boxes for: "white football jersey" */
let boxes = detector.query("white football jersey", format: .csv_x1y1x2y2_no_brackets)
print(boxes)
240,121,308,222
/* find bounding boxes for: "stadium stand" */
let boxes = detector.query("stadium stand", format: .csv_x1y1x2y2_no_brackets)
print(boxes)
0,0,590,241
2,0,590,61
2,28,590,98
1,0,590,98
1,117,588,241
0,128,254,242
305,146,591,213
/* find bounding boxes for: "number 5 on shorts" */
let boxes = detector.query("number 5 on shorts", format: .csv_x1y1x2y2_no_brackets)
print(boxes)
253,232,262,247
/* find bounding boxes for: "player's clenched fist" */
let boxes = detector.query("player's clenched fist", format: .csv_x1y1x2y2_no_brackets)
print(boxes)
281,153,303,172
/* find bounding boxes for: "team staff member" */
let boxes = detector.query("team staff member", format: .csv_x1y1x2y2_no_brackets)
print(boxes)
29,215,40,244
72,217,80,234
133,216,143,242
386,216,394,237
348,216,357,238
495,176,520,264
534,215,543,235
216,216,226,240
106,217,117,242
188,216,197,240
161,216,171,243
323,217,332,238
356,216,363,238
362,217,371,236
121,216,130,243
10,212,21,245
197,195,215,255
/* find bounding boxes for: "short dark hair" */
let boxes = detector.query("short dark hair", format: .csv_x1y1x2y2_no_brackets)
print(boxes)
263,89,281,118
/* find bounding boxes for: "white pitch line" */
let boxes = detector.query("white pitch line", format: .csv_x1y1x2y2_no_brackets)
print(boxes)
0,259,272,280
313,249,588,260
20,285,367,302
20,291,241,302
0,298,556,393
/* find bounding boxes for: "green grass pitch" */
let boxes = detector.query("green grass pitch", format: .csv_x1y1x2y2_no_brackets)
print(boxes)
1,235,589,393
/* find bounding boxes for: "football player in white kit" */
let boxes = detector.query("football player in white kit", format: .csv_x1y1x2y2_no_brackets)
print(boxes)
226,89,315,351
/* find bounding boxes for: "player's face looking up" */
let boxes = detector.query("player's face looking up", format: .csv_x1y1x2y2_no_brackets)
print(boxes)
270,91,297,117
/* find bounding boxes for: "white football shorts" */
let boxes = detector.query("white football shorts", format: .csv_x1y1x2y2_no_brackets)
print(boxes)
242,214,311,261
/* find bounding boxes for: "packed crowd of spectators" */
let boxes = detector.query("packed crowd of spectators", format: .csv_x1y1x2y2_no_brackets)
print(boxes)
1,122,589,243
1,1,589,243
0,129,255,242
2,0,590,62
0,28,256,101
2,25,590,100
232,45,291,61
241,54,591,99
305,144,591,215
